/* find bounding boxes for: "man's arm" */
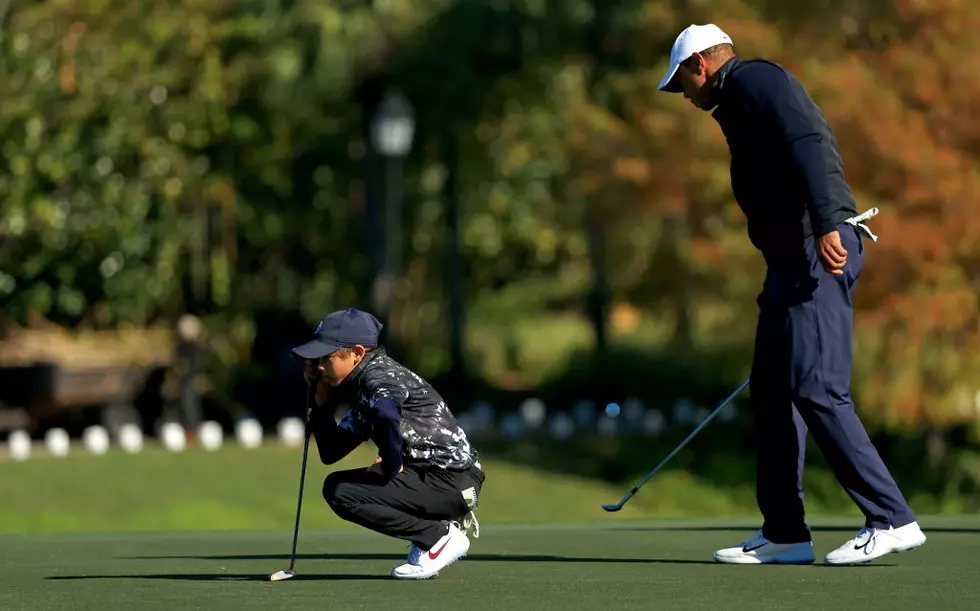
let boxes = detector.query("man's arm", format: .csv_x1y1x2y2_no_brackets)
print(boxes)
736,63,837,238
309,407,365,465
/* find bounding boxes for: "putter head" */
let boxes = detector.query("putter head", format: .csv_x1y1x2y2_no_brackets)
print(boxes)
269,569,297,582
601,503,622,512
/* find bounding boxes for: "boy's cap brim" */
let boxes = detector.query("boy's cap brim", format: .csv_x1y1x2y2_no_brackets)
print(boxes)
290,339,343,360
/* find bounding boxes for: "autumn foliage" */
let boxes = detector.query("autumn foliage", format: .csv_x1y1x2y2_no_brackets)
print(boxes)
1,0,978,428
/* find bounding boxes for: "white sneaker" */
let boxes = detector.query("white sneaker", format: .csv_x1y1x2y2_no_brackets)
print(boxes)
714,530,815,565
390,522,470,580
824,522,926,565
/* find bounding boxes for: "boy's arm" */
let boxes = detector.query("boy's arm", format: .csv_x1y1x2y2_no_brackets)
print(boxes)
362,377,411,479
368,396,405,479
309,406,365,465
303,361,364,464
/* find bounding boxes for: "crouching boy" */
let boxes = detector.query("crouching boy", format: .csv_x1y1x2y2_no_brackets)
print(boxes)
291,308,485,580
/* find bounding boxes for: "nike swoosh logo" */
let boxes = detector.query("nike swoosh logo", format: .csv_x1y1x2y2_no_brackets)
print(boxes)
428,538,451,560
743,543,768,553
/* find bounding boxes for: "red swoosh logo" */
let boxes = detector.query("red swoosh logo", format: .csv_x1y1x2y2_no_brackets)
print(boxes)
428,538,451,560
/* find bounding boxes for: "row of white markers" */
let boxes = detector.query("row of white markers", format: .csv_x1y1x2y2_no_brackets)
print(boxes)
5,417,308,462
5,397,741,461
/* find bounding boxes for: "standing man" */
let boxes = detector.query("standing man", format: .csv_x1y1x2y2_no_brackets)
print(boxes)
656,24,926,565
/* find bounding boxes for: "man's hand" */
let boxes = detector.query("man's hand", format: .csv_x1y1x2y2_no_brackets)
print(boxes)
817,230,847,276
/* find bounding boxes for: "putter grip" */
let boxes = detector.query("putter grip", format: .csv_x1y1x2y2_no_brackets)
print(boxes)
304,381,317,437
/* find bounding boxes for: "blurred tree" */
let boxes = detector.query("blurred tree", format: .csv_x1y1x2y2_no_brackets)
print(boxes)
1,0,978,429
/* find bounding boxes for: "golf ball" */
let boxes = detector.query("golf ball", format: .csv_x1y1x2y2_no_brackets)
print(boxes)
82,425,110,455
44,428,70,457
118,423,144,454
160,422,186,452
198,421,223,451
8,430,31,461
605,402,621,417
236,419,263,449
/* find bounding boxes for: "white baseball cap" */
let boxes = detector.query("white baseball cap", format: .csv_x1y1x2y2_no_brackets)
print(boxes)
657,24,734,93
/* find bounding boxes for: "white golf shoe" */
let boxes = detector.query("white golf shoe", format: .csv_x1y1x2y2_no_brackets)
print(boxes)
823,522,926,565
714,530,815,565
390,522,470,580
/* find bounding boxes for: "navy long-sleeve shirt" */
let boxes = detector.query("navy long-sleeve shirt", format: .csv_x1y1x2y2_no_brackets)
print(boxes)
710,58,858,259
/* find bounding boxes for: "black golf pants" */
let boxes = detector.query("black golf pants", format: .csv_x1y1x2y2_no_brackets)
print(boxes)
323,463,485,550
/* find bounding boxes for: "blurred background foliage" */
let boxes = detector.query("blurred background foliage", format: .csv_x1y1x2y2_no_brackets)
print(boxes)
2,0,980,442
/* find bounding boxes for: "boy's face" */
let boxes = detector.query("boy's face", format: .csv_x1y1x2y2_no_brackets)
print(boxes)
320,345,367,386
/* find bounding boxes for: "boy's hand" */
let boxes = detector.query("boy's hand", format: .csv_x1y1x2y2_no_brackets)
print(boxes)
367,456,403,475
303,360,332,408
303,360,323,384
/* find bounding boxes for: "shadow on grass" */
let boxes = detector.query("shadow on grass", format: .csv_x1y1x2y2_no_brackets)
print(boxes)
119,552,719,565
47,573,387,582
614,526,980,534
52,555,896,582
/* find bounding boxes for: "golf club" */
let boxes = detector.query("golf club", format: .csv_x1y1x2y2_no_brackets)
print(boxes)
269,381,316,582
601,377,750,512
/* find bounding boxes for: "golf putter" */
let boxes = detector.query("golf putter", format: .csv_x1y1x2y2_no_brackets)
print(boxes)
269,381,316,582
602,377,750,512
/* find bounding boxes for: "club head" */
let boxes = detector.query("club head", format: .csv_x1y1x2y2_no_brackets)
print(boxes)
269,569,297,582
601,504,622,512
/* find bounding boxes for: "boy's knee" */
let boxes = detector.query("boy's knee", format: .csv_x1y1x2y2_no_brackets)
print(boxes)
322,473,351,511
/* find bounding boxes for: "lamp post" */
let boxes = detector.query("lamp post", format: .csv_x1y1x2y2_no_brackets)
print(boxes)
369,89,415,354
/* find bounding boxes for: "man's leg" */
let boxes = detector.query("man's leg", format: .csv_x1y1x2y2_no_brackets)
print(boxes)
753,302,811,544
790,226,915,529
713,275,815,564
790,226,924,564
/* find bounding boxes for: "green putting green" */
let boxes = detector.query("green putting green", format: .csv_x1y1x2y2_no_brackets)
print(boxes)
0,442,870,534
3,518,978,611
4,442,976,609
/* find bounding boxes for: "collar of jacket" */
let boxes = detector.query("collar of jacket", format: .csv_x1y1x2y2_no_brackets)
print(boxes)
709,56,743,110
712,56,742,92
340,346,387,390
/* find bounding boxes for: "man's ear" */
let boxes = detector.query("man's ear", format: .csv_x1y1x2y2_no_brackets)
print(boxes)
352,345,367,359
690,52,707,76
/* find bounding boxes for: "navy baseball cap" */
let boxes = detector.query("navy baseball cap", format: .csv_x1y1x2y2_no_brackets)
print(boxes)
290,308,383,359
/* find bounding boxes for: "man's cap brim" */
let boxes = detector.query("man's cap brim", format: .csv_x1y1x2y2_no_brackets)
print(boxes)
290,339,342,360
657,62,684,93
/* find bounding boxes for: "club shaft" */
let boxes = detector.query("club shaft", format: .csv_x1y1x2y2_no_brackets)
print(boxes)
287,384,316,570
613,377,750,508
